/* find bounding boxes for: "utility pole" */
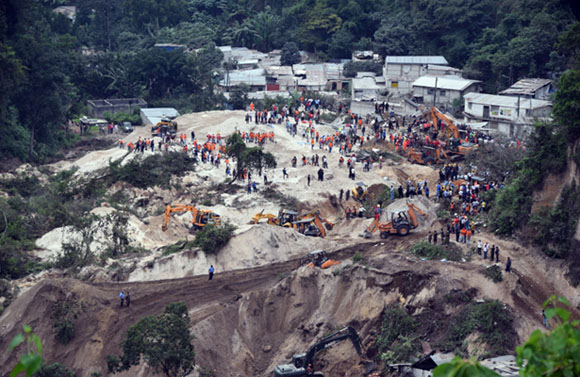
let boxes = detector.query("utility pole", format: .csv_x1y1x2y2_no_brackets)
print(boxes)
433,77,438,107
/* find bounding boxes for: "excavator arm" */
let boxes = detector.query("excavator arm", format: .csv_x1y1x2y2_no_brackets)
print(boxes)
407,203,427,229
162,204,192,231
430,106,459,140
301,326,362,369
162,204,220,231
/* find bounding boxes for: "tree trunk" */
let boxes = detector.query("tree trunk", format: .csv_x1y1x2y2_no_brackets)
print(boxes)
28,126,35,161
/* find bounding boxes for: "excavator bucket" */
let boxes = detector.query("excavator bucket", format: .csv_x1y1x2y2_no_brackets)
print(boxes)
321,259,340,269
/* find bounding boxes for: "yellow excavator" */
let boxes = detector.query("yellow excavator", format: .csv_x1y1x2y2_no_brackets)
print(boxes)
362,202,426,239
293,212,334,238
300,250,340,269
161,204,221,231
428,106,478,157
351,182,373,202
249,209,299,227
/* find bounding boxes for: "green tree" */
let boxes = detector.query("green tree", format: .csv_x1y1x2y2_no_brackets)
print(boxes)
229,84,249,110
35,363,75,377
553,70,580,140
225,133,277,184
281,42,301,66
107,302,195,377
7,325,43,377
433,357,501,377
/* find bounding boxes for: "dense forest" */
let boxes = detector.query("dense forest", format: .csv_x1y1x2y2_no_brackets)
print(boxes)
0,0,579,161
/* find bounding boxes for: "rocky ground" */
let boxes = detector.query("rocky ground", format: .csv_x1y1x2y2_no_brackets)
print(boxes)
0,110,578,377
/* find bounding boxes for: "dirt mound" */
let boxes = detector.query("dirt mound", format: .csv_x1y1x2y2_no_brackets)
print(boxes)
129,225,338,282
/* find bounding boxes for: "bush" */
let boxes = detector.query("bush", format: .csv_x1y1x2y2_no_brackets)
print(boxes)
36,362,75,377
352,252,364,263
108,151,197,189
377,306,421,363
412,241,463,262
194,223,236,253
482,264,503,283
54,319,75,344
439,300,516,357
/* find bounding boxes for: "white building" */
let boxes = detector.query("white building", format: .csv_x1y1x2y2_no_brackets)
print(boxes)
499,78,553,100
412,76,481,110
383,56,449,97
464,93,552,138
351,72,385,100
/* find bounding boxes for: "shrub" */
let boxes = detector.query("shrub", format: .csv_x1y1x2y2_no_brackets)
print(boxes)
194,223,236,253
439,300,516,357
36,363,76,377
377,306,421,363
412,241,463,262
482,265,503,283
108,151,197,189
352,252,364,263
54,319,75,345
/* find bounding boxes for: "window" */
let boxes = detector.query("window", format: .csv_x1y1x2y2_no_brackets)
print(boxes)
468,102,473,109
427,89,434,95
391,81,398,88
440,90,446,97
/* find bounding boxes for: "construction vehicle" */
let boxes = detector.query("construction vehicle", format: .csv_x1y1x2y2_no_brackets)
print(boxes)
352,182,373,202
161,204,221,232
294,212,334,238
151,117,178,138
249,210,278,224
445,137,478,157
274,326,362,377
428,106,460,140
300,250,340,269
362,202,426,239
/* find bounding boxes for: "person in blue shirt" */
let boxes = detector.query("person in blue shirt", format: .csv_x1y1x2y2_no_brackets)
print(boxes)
209,265,215,280
119,291,125,307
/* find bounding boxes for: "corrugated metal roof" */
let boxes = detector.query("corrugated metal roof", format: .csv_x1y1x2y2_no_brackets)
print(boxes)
464,93,552,109
386,56,448,65
412,75,480,91
219,68,266,86
141,108,180,125
427,64,462,72
499,78,552,96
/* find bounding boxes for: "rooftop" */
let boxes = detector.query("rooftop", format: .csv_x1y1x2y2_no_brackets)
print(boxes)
219,68,266,86
464,93,552,109
412,75,480,91
386,56,448,65
499,78,552,96
352,77,382,90
141,108,180,125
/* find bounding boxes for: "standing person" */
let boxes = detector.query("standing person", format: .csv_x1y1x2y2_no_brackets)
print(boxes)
433,229,438,244
477,240,482,255
440,228,445,244
495,246,500,262
541,309,549,329
428,231,432,243
345,189,350,201
119,291,125,307
307,174,311,186
125,291,131,307
506,257,512,272
208,265,215,280
339,189,344,201
490,245,496,261
483,242,489,259
283,167,288,179
317,168,324,181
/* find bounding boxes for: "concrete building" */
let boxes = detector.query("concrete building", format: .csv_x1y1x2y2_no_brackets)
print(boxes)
499,78,553,100
464,93,552,138
219,68,267,92
140,108,180,126
383,56,449,97
87,98,147,118
412,76,481,110
352,72,385,100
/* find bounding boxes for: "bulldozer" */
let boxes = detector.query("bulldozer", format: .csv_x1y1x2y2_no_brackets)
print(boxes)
151,117,178,138
294,212,334,238
300,250,340,269
161,204,221,232
351,182,373,202
362,202,426,239
274,326,363,377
